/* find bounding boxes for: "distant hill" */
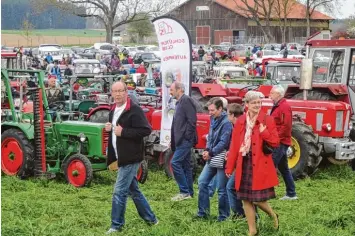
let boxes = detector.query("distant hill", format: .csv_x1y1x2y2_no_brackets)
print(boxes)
1,0,86,30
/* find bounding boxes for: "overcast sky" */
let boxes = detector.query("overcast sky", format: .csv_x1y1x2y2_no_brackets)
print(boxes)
337,0,354,19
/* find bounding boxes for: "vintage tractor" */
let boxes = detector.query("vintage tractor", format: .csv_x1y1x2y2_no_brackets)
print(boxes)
280,40,355,171
1,69,148,186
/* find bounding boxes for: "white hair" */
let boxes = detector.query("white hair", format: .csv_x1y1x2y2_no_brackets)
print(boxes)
219,97,228,110
244,91,265,103
174,81,185,92
271,85,285,97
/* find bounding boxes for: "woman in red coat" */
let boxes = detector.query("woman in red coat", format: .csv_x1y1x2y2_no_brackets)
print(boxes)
225,91,280,236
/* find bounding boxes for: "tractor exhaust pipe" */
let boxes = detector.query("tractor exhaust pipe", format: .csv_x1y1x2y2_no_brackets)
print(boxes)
300,58,313,100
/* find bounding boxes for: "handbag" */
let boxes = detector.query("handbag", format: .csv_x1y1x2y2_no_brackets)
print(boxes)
263,142,274,155
209,150,227,168
262,114,275,155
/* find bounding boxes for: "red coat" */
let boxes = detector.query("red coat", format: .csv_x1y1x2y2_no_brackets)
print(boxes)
270,98,292,146
225,112,280,191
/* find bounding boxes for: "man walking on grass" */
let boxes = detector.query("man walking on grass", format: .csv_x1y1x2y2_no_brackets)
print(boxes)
170,81,198,201
270,85,298,200
105,81,158,234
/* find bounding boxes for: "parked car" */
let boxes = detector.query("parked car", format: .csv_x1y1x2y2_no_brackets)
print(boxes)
144,46,161,58
133,52,159,64
278,49,305,59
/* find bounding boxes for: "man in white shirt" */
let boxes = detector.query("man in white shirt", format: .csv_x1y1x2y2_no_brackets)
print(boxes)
105,81,157,234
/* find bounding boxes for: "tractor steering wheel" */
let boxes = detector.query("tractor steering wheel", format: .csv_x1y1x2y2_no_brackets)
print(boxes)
48,101,66,111
236,84,261,97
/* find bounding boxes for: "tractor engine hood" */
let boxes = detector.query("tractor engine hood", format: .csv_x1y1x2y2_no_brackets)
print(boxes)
54,121,106,157
261,98,351,138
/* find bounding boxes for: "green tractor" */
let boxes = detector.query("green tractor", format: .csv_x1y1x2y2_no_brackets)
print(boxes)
1,69,148,187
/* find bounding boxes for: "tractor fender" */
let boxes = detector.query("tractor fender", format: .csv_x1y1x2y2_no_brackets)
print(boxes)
87,105,111,119
1,123,34,140
191,83,227,97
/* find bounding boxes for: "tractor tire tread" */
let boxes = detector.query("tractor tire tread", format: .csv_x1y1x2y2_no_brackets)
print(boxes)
291,122,322,180
1,129,34,178
62,154,93,187
138,160,149,184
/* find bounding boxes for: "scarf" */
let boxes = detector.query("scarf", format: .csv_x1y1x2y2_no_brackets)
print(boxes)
240,111,258,156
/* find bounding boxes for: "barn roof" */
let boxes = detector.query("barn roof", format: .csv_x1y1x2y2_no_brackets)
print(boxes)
214,0,333,20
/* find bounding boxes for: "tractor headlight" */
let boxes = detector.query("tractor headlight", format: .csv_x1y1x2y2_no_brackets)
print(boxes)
78,133,86,142
322,123,332,132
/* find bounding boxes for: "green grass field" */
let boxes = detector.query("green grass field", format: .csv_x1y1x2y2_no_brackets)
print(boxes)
2,164,355,236
1,29,106,37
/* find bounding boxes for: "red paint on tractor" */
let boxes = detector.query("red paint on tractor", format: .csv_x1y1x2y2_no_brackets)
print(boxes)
38,89,46,172
1,137,23,175
67,160,87,187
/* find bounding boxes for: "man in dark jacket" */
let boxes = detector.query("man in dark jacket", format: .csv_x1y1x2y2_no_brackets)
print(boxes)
170,81,197,201
270,85,297,200
105,81,158,234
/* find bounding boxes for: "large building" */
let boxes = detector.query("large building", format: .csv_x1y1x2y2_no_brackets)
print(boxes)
166,0,332,45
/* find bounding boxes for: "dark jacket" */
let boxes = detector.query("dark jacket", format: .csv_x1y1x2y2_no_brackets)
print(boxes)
205,112,233,158
270,98,292,146
171,94,197,151
107,98,152,167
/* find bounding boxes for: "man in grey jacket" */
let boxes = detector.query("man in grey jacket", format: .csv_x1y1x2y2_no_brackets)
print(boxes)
170,81,197,201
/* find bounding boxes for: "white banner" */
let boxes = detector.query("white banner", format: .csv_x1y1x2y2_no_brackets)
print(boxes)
152,16,192,146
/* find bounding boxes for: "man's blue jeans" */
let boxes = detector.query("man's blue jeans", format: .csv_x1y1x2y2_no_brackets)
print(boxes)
171,139,194,196
197,164,230,221
111,163,157,230
208,176,217,197
226,171,245,216
272,143,297,197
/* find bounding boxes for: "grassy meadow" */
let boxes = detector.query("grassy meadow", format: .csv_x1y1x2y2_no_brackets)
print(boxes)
1,164,355,236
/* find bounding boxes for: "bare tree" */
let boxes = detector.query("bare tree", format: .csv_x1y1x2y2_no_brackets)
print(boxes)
274,0,296,43
232,0,276,43
300,0,339,37
34,0,176,43
21,18,34,47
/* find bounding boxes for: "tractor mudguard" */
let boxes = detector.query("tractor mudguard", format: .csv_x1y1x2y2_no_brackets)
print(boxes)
1,122,34,140
87,105,111,119
191,83,227,97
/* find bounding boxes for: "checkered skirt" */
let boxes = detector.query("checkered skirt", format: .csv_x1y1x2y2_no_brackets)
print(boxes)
236,152,276,202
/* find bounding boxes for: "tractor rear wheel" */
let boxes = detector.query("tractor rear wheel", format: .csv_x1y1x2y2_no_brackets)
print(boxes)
288,122,322,180
191,88,209,113
89,110,109,123
292,90,336,101
137,160,148,184
63,154,93,187
1,129,34,178
163,148,198,179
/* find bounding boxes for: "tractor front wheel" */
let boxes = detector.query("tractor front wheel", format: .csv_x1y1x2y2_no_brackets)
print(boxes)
63,154,93,187
288,122,322,180
89,110,109,123
1,129,34,178
137,160,148,184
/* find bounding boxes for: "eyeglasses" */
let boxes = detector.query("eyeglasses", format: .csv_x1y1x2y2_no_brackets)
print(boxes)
111,89,126,93
249,101,262,105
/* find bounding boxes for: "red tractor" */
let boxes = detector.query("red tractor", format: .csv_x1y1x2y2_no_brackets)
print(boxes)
146,40,355,179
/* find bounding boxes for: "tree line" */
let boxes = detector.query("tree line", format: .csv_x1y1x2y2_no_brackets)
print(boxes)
1,0,86,30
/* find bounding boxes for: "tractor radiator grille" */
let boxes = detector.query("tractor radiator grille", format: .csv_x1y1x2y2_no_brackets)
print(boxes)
102,129,109,156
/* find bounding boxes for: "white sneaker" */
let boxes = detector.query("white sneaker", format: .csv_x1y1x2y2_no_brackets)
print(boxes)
171,193,192,201
106,228,119,234
279,195,298,200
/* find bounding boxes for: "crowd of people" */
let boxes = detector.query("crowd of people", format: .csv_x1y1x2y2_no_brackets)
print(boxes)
104,79,298,236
